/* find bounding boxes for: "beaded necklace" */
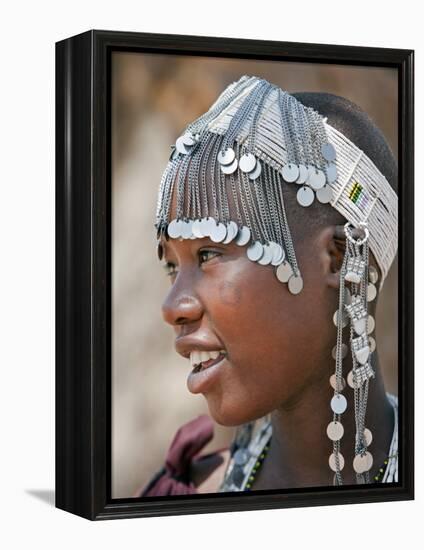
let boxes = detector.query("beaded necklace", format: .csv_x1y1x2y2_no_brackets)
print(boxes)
244,437,398,490
244,442,270,491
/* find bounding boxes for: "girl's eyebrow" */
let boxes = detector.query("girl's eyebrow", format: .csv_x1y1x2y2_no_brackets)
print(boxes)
158,236,233,261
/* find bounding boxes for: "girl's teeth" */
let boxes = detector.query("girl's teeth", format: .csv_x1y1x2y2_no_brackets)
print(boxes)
200,351,210,363
192,350,201,367
190,350,227,369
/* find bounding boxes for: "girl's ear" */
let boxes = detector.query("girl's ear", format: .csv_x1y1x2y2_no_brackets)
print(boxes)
317,226,345,290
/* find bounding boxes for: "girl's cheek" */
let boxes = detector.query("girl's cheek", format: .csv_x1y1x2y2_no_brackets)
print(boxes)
217,279,243,308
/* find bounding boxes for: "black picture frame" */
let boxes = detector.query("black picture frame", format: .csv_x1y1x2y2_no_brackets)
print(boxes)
55,29,414,521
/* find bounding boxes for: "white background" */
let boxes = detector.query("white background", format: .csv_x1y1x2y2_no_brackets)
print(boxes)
0,1,421,548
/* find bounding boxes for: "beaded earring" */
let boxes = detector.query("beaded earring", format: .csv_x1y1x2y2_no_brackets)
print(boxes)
328,221,380,484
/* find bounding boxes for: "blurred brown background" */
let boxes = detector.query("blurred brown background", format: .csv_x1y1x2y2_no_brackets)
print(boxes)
111,52,398,498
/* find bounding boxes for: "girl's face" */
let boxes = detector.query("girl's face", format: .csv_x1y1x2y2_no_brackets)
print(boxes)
160,227,339,427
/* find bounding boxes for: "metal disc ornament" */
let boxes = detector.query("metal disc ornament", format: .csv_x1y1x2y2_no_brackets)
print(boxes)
192,219,204,238
353,451,373,474
239,153,256,173
258,243,274,265
329,374,346,392
235,225,251,246
218,148,235,165
332,343,348,360
223,221,238,244
276,261,293,283
364,428,373,446
288,274,303,295
369,336,376,353
202,217,216,237
329,452,345,472
369,266,379,284
367,315,375,334
247,241,264,262
296,163,308,184
282,163,300,183
316,184,333,204
307,164,317,179
333,310,348,328
308,168,326,190
321,142,336,162
181,133,195,146
167,219,183,239
198,217,211,237
327,421,344,441
221,157,238,174
248,159,262,180
297,186,315,207
326,163,338,183
347,370,355,389
271,243,285,266
175,136,190,155
331,394,347,414
233,448,250,466
181,220,193,239
210,222,227,243
367,283,377,302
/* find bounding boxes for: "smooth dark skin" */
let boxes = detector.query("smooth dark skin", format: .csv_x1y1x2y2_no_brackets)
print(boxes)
158,92,396,491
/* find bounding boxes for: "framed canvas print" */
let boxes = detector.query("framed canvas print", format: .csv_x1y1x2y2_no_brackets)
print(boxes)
55,30,414,520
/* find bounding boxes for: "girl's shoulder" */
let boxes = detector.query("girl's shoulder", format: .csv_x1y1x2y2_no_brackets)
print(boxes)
136,414,230,496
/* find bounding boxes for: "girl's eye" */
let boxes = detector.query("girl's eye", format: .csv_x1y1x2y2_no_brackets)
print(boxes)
198,249,221,264
163,262,178,278
162,250,221,279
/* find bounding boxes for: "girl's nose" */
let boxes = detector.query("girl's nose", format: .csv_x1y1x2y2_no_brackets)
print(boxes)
161,275,203,327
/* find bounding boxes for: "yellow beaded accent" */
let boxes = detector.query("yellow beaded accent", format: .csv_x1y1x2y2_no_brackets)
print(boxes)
243,436,271,491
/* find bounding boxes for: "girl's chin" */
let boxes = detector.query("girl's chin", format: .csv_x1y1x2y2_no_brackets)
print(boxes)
205,398,267,428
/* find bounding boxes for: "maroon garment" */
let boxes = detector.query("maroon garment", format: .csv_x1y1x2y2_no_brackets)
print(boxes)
136,414,228,496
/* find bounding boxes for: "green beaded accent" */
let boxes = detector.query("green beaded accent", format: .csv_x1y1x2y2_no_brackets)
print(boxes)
372,456,393,484
243,437,271,491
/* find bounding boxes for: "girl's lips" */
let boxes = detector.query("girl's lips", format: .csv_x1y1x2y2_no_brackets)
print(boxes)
187,353,227,394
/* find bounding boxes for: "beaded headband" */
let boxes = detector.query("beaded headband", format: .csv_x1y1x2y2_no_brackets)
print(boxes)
154,76,399,485
155,75,398,292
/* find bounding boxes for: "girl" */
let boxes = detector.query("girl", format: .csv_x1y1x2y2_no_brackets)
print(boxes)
138,76,398,495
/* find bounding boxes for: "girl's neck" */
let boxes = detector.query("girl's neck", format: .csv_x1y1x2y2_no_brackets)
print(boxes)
252,352,395,489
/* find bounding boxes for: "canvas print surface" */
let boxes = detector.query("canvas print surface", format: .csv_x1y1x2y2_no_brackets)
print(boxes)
111,52,398,499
